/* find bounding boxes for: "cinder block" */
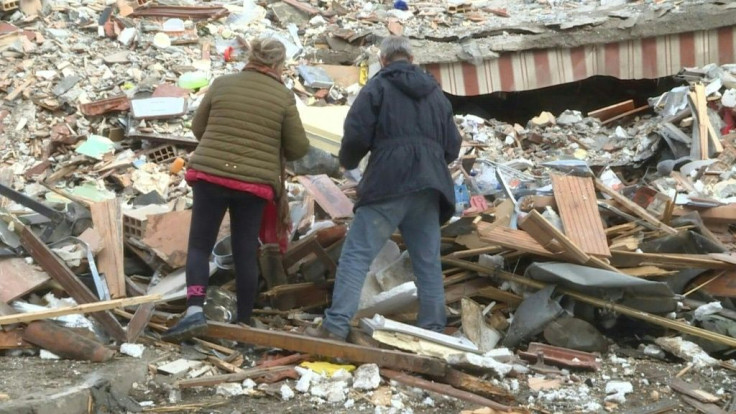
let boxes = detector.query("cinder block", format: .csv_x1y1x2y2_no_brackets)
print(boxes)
1,0,19,11
123,214,147,239
145,145,177,164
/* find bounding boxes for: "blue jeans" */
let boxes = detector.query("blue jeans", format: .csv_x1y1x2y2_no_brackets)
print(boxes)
322,189,446,339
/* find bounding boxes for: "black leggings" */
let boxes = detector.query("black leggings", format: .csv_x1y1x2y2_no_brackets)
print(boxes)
186,180,266,323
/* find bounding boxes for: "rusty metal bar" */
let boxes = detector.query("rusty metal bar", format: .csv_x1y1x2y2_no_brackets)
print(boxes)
204,322,446,376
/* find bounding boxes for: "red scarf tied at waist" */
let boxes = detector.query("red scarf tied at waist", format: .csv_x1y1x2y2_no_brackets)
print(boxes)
188,63,292,253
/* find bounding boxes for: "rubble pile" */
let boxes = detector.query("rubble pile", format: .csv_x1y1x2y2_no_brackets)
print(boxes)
1,0,736,413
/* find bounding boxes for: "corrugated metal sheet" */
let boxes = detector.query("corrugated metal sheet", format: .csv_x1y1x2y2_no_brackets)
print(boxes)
423,26,736,96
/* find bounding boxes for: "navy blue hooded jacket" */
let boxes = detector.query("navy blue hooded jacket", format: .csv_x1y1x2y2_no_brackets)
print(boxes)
339,60,462,223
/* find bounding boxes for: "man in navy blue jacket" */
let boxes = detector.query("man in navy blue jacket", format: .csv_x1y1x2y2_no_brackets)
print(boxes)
307,36,462,341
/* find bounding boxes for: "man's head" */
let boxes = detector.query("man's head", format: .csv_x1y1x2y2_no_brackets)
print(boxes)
379,36,413,67
248,37,287,72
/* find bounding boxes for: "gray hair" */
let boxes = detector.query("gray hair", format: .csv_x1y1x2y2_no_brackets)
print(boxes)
379,36,412,62
249,37,287,68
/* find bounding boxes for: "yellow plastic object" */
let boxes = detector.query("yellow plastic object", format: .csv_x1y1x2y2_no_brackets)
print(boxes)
573,148,588,160
359,61,368,86
300,361,356,377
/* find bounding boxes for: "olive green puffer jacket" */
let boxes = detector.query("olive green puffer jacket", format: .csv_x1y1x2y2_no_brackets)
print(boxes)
188,70,309,194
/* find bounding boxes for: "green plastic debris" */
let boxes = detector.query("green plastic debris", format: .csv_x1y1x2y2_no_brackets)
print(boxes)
178,72,209,90
76,135,115,160
68,182,116,203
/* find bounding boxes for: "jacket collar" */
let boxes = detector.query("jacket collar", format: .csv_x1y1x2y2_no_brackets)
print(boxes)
243,63,283,84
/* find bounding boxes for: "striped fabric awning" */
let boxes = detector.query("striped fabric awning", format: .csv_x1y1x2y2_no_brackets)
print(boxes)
423,26,736,96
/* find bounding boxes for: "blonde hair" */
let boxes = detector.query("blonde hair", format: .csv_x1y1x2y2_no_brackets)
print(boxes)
249,37,287,68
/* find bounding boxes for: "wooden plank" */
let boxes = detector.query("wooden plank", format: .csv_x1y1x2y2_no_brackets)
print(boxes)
706,120,724,155
176,366,292,388
444,278,494,304
126,302,156,343
519,210,621,273
600,105,650,126
519,210,587,262
441,367,514,400
5,77,34,101
475,222,557,258
690,270,736,298
594,179,677,235
610,251,735,270
206,356,245,373
381,369,522,413
475,286,523,307
669,378,720,403
625,399,680,414
0,257,50,302
681,395,728,414
690,85,711,160
0,329,31,349
16,221,127,341
693,83,723,155
205,322,447,377
297,174,354,218
587,99,635,122
0,166,14,209
90,199,126,298
672,205,736,225
0,295,160,325
281,0,320,15
551,174,610,257
260,281,333,311
620,266,677,278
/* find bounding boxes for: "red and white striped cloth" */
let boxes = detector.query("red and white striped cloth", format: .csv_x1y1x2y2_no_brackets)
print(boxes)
422,26,736,96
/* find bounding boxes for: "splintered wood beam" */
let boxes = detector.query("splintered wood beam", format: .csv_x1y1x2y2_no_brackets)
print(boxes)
587,99,635,122
0,295,160,325
90,198,126,298
610,251,735,270
476,222,558,258
440,367,515,400
126,302,156,343
441,258,736,349
593,179,677,235
204,322,446,377
519,210,621,273
176,366,293,389
381,369,523,413
16,221,127,342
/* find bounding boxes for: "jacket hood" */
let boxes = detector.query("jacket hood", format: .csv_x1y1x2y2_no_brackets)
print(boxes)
380,61,438,99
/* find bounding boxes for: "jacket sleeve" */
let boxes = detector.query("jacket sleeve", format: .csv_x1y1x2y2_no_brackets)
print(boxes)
281,94,310,161
339,84,380,170
443,103,462,164
191,82,214,141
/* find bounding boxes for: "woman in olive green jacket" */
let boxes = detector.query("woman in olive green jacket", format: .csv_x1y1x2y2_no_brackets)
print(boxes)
163,38,309,342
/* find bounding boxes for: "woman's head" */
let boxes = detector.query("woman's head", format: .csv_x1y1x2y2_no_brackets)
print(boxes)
249,37,287,70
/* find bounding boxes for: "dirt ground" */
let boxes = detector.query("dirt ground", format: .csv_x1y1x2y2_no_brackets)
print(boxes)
4,343,733,414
